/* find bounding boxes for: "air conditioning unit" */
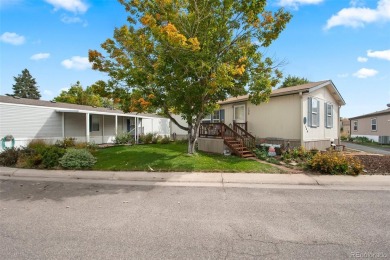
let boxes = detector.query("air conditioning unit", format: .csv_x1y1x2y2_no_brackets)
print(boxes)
378,136,390,144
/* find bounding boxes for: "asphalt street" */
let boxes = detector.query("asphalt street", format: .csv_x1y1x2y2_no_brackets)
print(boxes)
1,179,389,260
342,141,390,155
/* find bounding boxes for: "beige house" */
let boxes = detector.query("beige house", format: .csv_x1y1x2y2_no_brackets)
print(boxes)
350,107,390,144
172,80,346,156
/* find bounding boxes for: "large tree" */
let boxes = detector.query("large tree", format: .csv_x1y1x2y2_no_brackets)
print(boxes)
11,68,41,99
89,0,292,154
279,75,309,89
54,81,106,107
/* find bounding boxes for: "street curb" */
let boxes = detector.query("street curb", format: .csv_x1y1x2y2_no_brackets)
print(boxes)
1,167,390,187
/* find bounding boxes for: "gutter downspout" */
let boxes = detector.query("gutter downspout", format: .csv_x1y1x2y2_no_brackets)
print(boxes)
338,105,341,145
299,92,304,148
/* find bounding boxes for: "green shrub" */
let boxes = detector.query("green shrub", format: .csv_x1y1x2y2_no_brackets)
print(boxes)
28,139,50,154
152,134,160,144
353,136,371,143
144,133,154,144
0,148,20,166
160,136,171,144
59,149,97,169
254,147,268,160
340,136,348,141
115,132,134,144
307,151,363,175
55,137,76,148
42,146,65,168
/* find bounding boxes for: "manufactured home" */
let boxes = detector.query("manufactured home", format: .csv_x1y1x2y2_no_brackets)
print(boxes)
171,80,345,156
0,95,170,150
350,107,390,144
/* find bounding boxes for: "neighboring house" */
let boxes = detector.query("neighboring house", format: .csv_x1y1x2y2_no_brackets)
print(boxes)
349,106,390,144
340,117,350,137
171,80,345,155
0,95,170,151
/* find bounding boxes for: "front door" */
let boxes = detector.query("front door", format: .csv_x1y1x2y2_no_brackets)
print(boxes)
233,105,245,123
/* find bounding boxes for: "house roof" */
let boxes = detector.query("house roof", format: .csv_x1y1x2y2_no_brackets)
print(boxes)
218,80,346,106
350,107,390,120
0,95,164,119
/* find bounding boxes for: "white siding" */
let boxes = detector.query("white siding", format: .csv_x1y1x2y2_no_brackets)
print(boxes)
170,114,188,139
302,87,339,144
64,113,87,142
143,117,170,136
0,103,62,148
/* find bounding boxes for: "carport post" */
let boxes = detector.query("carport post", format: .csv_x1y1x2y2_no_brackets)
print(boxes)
86,113,90,143
115,115,118,136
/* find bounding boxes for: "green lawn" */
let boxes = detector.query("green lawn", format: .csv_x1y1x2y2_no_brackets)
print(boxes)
93,143,283,173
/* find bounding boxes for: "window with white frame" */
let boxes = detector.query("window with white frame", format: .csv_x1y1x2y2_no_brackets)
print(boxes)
371,118,377,131
353,121,358,131
89,115,100,132
203,109,225,123
325,102,333,128
212,110,220,122
234,105,245,123
308,97,320,127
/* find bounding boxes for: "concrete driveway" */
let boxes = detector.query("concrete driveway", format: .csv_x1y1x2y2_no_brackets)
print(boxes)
342,142,390,155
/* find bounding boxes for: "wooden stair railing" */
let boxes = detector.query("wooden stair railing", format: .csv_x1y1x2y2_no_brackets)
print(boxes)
199,122,255,158
233,122,256,151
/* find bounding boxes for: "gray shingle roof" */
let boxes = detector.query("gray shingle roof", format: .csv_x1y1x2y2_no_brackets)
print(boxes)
218,80,341,105
350,108,390,120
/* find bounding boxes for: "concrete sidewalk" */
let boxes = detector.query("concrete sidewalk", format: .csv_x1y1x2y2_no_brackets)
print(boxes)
1,167,389,187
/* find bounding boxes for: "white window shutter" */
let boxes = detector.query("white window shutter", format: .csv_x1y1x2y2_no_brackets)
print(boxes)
317,100,320,127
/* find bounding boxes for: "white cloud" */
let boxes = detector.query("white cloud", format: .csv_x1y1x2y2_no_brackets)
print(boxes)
60,14,88,27
337,73,349,78
31,53,50,60
277,0,323,8
367,49,390,61
0,32,25,45
324,0,390,30
45,0,88,13
61,56,91,70
353,68,378,78
357,56,368,62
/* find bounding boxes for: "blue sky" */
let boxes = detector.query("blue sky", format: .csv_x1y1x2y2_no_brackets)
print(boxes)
1,0,389,118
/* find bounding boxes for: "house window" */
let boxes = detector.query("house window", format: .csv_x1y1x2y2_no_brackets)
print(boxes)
234,105,245,123
203,109,225,123
325,102,333,128
202,114,211,123
353,121,358,131
89,115,100,132
308,97,320,127
371,118,377,131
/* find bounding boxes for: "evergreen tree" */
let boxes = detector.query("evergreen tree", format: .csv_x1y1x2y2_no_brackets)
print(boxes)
11,69,41,99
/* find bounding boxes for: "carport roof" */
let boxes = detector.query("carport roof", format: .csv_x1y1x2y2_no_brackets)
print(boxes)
0,95,165,119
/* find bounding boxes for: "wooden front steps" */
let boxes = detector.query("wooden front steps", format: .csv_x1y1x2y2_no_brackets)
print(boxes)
224,137,255,158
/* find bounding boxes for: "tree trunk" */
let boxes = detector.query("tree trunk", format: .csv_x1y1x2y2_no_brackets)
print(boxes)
187,117,202,154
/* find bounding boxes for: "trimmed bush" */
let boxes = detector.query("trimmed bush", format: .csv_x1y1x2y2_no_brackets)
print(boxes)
160,136,171,144
307,151,363,175
55,137,76,148
114,132,134,145
0,148,20,166
42,146,65,168
59,149,97,169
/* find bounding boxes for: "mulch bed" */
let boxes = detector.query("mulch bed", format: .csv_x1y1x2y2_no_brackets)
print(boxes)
353,155,390,175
